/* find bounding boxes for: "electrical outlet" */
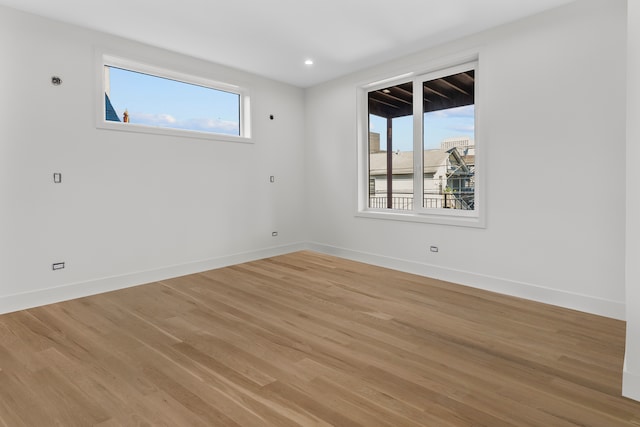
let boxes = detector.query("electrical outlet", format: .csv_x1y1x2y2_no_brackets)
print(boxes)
272,231,278,237
269,175,275,183
52,262,65,270
429,246,439,253
53,173,62,183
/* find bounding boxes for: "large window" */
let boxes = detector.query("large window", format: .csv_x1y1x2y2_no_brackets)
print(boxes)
98,54,251,142
359,61,482,227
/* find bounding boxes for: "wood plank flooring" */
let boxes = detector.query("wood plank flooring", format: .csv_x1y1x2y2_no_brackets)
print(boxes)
0,250,639,426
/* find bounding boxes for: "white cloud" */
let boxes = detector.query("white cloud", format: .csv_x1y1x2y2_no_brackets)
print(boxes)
129,112,239,135
184,118,239,133
131,112,177,126
429,104,474,119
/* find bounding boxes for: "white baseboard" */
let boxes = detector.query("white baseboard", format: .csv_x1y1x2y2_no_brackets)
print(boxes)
0,242,308,315
307,242,626,320
0,242,625,320
623,363,640,402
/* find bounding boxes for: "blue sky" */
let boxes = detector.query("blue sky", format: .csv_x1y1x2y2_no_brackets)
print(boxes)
370,104,474,151
107,67,240,135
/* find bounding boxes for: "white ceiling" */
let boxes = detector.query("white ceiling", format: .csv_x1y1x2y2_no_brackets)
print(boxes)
0,0,575,87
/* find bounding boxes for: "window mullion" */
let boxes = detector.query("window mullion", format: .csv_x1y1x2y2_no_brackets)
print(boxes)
413,77,423,212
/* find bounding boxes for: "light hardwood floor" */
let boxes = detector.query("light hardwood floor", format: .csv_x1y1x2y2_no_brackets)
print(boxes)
0,251,639,426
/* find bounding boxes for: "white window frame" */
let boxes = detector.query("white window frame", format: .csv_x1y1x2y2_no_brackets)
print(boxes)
356,57,485,228
96,52,252,143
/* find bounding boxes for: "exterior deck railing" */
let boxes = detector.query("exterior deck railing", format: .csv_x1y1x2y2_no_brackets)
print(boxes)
369,193,474,210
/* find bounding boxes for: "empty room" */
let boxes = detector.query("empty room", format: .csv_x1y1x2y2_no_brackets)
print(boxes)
1,0,640,425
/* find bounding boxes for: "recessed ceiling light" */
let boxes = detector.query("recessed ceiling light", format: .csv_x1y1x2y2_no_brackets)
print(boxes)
304,59,314,66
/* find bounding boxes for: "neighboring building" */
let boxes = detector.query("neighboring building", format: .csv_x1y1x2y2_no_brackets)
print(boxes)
441,136,474,155
369,132,474,209
441,137,475,174
105,94,121,122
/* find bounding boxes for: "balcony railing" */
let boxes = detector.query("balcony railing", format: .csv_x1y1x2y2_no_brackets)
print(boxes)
369,196,413,210
369,193,474,210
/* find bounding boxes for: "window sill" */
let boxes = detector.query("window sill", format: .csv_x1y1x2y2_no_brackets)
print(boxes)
96,120,253,144
356,209,486,228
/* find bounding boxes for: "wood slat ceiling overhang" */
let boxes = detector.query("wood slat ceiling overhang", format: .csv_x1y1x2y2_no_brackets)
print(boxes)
368,70,475,119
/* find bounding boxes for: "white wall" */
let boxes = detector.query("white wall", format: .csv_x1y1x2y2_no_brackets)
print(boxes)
624,0,640,402
0,5,307,313
305,0,627,319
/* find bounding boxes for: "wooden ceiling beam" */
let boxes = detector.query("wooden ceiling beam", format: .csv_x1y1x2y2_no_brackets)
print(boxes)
375,91,412,106
423,85,450,99
439,78,470,96
369,97,400,109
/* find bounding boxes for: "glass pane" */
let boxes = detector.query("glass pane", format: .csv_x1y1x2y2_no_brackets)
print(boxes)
368,81,413,210
423,70,475,210
104,66,240,136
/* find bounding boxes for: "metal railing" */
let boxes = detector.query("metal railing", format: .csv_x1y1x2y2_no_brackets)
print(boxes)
369,193,474,210
369,196,414,210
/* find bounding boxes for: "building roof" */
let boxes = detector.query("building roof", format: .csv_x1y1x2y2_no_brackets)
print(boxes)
369,150,451,176
105,93,121,122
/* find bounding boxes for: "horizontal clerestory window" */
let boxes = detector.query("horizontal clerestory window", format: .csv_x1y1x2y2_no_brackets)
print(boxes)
97,54,251,142
358,60,483,227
